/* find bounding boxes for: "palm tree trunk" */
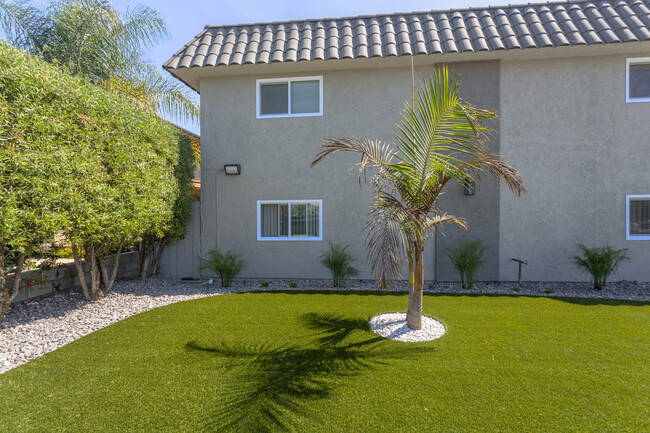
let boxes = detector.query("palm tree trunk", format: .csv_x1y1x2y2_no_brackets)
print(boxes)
408,244,415,293
406,244,424,330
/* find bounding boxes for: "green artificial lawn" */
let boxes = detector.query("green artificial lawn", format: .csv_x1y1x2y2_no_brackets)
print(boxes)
1,291,648,432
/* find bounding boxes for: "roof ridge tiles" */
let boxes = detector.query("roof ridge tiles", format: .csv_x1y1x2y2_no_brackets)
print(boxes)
167,0,650,75
202,1,602,30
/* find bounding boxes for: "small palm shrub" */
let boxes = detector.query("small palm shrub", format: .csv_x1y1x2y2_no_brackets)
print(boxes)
319,242,359,287
445,240,487,290
572,244,629,290
199,249,245,287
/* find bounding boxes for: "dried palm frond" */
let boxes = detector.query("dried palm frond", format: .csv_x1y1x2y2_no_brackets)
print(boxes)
364,199,409,285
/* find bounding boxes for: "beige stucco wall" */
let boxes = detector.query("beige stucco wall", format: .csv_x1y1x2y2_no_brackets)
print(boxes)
499,52,650,282
198,60,503,281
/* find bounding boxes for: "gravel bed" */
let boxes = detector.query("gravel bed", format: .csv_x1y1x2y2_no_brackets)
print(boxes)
1,278,648,374
370,312,446,342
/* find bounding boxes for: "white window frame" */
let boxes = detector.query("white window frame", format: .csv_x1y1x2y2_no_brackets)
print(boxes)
626,57,650,103
626,194,650,240
257,200,323,241
256,76,323,118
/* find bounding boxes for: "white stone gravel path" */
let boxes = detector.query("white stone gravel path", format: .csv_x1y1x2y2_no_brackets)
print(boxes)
1,278,648,374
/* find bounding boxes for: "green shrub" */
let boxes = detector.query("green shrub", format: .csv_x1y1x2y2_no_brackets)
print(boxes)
445,240,487,290
260,281,269,288
512,286,521,293
0,42,180,308
572,244,629,290
199,249,245,287
544,289,554,294
289,282,298,288
319,242,359,287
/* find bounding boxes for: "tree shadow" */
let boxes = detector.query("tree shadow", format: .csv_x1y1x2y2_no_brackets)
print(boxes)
185,312,432,432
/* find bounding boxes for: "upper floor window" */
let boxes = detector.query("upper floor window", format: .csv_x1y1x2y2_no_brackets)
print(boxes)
626,58,650,103
256,76,323,118
627,195,650,240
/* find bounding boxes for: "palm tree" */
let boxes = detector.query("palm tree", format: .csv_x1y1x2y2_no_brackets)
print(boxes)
311,66,526,330
0,0,198,122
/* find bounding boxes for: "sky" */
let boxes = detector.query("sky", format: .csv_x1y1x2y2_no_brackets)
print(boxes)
30,0,509,134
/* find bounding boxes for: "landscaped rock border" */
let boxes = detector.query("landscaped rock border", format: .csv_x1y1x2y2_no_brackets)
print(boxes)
1,278,648,374
370,312,446,342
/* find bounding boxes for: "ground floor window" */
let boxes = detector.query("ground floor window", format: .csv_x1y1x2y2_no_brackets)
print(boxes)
627,195,650,240
257,200,322,241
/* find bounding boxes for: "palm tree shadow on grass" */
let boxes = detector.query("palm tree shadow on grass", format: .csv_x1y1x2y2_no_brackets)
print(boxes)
185,312,433,432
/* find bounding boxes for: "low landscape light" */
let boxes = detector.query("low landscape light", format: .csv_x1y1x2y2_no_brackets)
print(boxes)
224,164,241,175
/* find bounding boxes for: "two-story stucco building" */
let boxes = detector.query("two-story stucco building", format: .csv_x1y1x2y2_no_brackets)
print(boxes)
161,0,650,283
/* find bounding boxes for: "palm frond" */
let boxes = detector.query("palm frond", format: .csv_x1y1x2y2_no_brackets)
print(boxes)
395,67,498,195
312,137,397,191
462,152,527,197
119,4,167,50
421,213,467,234
0,0,44,51
364,196,409,285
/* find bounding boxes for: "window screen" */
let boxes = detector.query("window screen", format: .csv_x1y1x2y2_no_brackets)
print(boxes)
628,196,650,239
291,80,320,114
260,203,289,237
290,203,320,237
260,83,289,115
629,62,650,100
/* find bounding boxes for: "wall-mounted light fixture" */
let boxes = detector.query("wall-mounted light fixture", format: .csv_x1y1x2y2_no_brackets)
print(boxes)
463,177,476,196
224,164,241,175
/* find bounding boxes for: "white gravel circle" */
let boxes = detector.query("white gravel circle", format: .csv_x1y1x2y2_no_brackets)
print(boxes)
369,312,446,342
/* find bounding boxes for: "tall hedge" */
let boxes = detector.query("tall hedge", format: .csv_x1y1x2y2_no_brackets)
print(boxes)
139,131,195,279
0,42,180,305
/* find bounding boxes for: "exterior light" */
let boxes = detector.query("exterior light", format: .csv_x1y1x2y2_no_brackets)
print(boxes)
463,177,476,196
224,164,241,175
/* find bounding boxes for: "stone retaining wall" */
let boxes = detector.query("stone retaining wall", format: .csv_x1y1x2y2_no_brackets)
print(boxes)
6,251,139,304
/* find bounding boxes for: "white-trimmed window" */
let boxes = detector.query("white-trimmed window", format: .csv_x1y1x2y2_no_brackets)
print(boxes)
626,195,650,240
256,76,323,118
626,58,650,102
257,200,322,241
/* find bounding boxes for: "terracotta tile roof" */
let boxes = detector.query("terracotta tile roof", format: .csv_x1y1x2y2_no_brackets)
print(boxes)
164,0,650,72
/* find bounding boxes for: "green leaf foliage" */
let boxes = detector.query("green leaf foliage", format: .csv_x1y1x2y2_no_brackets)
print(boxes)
0,42,182,299
572,244,630,290
319,242,359,287
162,132,195,244
445,239,487,290
199,249,246,288
0,0,199,122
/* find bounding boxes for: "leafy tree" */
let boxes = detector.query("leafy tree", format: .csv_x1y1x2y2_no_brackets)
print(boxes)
1,43,179,303
0,0,199,122
139,131,195,279
1,45,73,316
572,244,630,290
312,67,526,329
